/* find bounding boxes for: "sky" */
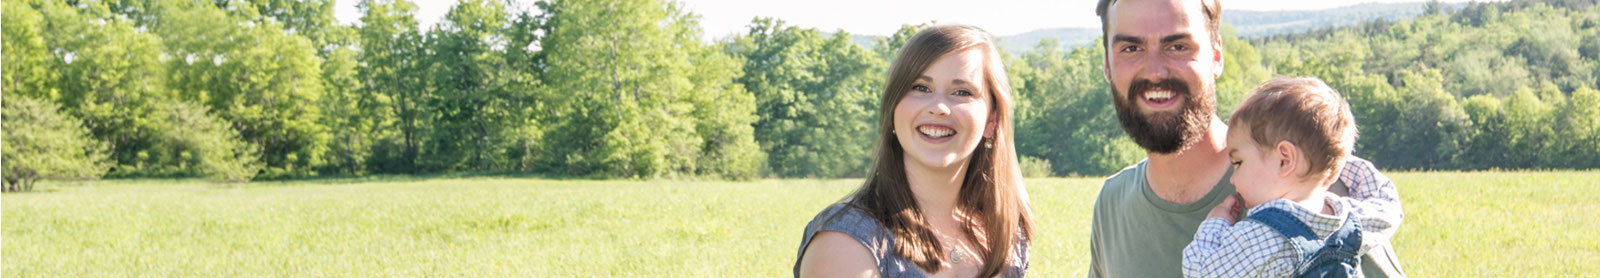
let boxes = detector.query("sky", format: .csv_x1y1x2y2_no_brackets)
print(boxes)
333,0,1496,39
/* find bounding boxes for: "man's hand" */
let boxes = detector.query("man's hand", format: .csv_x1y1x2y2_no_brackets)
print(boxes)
1207,194,1242,223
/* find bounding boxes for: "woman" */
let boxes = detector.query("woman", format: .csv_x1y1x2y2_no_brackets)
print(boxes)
794,25,1034,278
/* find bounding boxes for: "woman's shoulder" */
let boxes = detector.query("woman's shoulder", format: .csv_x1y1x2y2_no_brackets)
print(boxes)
802,203,889,245
796,202,898,276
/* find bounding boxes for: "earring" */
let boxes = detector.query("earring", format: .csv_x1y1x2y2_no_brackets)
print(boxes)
984,138,993,149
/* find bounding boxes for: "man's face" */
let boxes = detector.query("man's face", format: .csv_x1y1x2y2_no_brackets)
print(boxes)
1103,0,1223,154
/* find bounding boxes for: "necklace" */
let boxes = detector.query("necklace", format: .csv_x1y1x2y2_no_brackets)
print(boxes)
949,248,966,265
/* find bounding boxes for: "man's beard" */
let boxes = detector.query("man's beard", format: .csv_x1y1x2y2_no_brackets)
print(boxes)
1113,78,1214,154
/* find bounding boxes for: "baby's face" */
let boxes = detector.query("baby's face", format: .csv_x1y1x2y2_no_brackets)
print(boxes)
1226,125,1290,209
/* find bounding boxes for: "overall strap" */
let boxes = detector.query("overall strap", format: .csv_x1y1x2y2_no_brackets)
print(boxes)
1295,212,1365,278
1320,212,1364,255
1244,207,1325,260
1248,208,1367,278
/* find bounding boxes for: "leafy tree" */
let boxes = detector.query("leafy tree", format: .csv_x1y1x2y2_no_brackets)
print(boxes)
1253,1,1600,170
728,18,878,178
154,101,262,182
1459,94,1509,169
1447,48,1534,98
248,0,371,175
1010,39,1141,176
32,0,173,175
316,45,373,174
1579,31,1600,62
4,0,1596,182
2,96,111,192
1386,68,1471,170
236,0,346,56
1562,86,1600,168
1213,24,1272,119
499,8,551,172
1336,74,1404,164
2,0,58,102
356,0,429,173
538,0,761,178
1501,86,1559,168
1498,3,1592,93
685,29,765,180
421,0,519,172
154,0,329,177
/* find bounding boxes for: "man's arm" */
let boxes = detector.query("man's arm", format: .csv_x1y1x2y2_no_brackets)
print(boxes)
1087,198,1106,278
1334,157,1404,240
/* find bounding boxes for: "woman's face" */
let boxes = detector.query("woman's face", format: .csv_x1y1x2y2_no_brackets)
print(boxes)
895,48,994,171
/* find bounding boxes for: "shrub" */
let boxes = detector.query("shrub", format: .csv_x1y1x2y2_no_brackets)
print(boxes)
2,96,110,191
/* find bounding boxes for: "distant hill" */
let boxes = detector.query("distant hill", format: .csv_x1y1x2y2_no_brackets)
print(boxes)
996,27,1101,53
848,34,879,51
991,2,1470,53
1224,2,1468,38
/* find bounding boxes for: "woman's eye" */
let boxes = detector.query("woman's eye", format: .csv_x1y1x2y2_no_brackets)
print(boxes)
1230,160,1242,166
954,89,973,96
912,85,931,92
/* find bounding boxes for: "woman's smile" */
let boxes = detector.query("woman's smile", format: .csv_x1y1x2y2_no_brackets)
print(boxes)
917,124,957,142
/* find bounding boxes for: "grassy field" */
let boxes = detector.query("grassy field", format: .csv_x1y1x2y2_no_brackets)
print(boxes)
3,172,1596,277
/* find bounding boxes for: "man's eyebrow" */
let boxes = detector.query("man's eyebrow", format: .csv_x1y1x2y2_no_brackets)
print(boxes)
1160,33,1193,44
1111,34,1143,45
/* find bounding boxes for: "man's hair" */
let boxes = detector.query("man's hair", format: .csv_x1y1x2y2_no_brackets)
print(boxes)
1228,77,1358,180
1095,0,1223,46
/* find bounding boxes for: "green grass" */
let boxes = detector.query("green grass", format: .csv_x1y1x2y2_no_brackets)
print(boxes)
3,172,1596,276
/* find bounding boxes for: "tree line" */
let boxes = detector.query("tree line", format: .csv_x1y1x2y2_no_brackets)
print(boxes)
3,0,1597,190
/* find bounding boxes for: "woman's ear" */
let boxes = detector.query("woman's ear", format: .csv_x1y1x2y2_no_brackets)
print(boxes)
1275,141,1299,178
984,110,999,139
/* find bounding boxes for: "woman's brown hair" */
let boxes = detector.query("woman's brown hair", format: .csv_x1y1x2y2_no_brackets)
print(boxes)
845,24,1034,277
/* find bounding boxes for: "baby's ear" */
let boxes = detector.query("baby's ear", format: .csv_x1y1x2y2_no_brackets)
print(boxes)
1275,141,1300,178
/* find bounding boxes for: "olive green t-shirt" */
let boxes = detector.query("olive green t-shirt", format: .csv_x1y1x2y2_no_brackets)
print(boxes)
1085,160,1396,277
1086,160,1235,278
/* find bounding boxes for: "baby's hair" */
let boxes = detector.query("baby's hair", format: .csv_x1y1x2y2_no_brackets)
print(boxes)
1229,77,1358,180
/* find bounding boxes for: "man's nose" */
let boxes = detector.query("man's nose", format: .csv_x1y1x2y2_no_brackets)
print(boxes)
1140,52,1171,79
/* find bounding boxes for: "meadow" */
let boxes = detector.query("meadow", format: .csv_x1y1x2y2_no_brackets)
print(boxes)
3,172,1596,277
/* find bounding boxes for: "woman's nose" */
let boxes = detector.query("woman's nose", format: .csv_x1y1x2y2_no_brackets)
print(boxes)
927,100,951,116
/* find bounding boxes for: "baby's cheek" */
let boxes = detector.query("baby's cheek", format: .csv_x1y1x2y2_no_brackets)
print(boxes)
1236,185,1267,208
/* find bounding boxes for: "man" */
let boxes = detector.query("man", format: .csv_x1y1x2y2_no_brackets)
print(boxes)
1085,0,1406,277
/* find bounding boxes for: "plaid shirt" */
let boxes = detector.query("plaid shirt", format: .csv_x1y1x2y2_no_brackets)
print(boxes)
1181,158,1404,278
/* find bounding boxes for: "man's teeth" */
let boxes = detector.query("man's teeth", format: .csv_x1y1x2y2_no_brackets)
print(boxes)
1145,91,1175,101
918,126,955,138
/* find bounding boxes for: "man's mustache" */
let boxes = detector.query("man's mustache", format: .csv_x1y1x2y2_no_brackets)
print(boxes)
1127,78,1190,102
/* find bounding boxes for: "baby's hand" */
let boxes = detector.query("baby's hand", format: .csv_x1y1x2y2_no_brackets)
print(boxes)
1207,194,1242,223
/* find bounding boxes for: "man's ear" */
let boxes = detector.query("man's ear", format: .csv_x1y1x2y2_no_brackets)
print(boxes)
1275,141,1299,178
1102,52,1113,83
1211,37,1225,79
